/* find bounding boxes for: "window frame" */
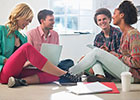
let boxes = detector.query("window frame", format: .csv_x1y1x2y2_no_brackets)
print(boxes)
48,0,94,35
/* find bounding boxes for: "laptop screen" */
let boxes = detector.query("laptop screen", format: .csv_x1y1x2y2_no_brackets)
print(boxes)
40,43,62,65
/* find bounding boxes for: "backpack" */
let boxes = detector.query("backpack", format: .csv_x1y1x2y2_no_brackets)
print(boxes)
57,59,74,71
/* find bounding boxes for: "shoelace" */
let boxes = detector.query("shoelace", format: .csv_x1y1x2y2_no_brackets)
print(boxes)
64,73,81,82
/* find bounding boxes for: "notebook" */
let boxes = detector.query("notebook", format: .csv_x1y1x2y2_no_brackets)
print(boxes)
84,82,120,94
66,82,112,95
40,43,62,65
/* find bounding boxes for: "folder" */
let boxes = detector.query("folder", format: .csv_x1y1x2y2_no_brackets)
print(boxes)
101,82,120,94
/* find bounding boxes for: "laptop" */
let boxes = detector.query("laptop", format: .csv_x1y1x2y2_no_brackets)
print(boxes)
40,43,63,65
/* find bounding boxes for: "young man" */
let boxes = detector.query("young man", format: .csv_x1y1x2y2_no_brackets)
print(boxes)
86,8,122,81
26,9,76,84
27,9,59,51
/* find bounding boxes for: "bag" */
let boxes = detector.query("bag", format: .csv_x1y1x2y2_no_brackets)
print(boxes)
57,59,74,71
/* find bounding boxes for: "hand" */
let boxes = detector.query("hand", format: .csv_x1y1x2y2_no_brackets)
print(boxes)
110,51,119,57
23,61,32,67
4,58,8,64
100,45,109,52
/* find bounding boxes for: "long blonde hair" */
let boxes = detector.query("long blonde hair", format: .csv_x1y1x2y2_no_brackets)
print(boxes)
6,3,33,36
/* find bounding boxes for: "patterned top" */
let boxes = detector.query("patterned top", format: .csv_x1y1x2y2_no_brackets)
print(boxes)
94,25,122,53
119,29,140,79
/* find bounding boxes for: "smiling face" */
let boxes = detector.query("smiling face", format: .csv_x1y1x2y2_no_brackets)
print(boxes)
41,15,55,30
96,14,110,30
112,9,122,26
17,17,32,29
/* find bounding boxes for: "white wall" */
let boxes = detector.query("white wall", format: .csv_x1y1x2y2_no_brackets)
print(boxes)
0,0,140,63
0,0,97,63
59,34,95,63
0,0,50,31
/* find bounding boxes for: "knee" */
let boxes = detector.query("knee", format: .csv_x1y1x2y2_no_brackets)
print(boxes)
89,47,100,55
92,47,99,52
93,47,103,55
21,43,33,49
88,48,103,59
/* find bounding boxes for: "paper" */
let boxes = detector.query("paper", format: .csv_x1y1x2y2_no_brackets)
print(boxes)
66,82,112,95
40,43,62,65
51,91,103,100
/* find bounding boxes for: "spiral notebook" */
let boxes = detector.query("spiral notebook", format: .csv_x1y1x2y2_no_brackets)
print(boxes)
40,43,62,65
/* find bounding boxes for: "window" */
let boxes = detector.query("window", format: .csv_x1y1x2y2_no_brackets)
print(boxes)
48,0,140,35
48,0,93,34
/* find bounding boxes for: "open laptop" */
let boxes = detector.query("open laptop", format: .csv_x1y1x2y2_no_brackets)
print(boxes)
40,43,63,65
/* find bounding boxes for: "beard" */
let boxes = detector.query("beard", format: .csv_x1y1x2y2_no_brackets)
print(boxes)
44,27,53,31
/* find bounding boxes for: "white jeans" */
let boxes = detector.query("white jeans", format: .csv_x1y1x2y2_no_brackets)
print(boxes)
69,47,129,79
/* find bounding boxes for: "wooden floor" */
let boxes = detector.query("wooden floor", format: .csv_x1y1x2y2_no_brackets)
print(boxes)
0,82,140,100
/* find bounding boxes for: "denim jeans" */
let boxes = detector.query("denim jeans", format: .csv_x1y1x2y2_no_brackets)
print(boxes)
69,47,129,79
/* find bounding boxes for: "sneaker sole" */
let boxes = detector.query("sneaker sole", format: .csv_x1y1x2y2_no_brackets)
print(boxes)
8,77,15,88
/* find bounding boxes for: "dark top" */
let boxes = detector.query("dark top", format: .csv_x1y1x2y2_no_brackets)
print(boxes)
94,25,122,53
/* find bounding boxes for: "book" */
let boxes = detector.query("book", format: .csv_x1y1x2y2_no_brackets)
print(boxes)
84,82,120,94
66,82,112,95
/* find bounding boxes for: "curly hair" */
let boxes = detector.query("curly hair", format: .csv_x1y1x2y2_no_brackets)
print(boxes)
94,8,112,25
118,0,137,25
5,3,33,36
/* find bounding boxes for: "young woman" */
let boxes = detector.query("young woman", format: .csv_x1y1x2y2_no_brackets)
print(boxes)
69,0,140,82
0,3,80,88
112,0,140,81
